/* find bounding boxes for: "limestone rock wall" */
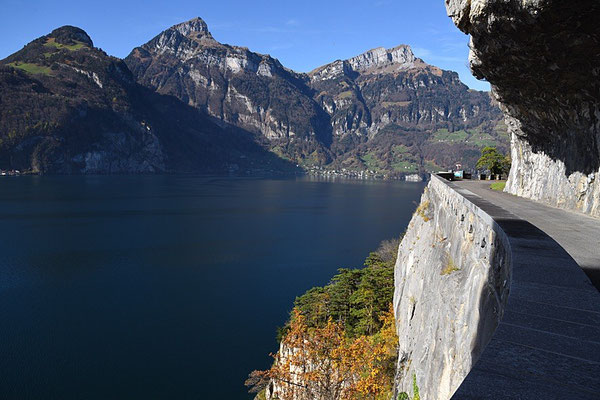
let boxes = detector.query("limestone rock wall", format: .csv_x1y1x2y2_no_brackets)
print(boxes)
393,175,511,399
445,0,600,217
506,123,600,216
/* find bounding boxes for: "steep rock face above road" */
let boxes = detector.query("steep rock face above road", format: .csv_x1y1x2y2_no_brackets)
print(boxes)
445,0,600,216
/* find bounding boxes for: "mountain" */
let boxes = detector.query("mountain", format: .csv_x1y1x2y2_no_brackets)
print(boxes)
0,19,507,175
126,18,507,175
0,26,296,174
308,46,507,173
125,18,333,166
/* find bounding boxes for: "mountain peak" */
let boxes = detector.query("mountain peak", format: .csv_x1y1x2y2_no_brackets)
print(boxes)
48,26,93,47
170,17,214,41
309,44,421,81
347,45,416,72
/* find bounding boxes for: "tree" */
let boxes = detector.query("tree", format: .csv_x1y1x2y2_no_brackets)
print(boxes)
248,237,405,399
329,268,363,330
350,264,394,336
246,305,398,400
476,147,511,175
290,236,402,338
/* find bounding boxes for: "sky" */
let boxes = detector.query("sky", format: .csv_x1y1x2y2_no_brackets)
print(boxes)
0,0,490,91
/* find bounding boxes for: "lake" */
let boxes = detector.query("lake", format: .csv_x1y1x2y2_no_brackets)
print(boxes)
0,175,425,399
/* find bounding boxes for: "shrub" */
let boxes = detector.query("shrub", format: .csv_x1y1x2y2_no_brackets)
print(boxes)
415,201,430,222
441,257,460,275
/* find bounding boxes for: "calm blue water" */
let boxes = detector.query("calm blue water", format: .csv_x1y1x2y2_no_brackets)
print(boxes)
0,175,425,399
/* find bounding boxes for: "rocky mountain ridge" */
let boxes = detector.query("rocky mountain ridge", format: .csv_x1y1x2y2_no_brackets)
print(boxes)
0,25,295,174
0,18,508,175
308,42,504,172
310,44,436,81
126,17,508,174
125,17,332,166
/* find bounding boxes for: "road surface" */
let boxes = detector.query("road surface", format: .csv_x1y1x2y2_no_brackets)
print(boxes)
456,180,600,289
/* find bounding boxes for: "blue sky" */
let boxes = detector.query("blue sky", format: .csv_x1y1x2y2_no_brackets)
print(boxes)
0,0,490,91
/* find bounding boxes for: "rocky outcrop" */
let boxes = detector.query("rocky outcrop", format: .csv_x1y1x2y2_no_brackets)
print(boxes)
346,45,417,73
445,0,600,217
393,175,511,399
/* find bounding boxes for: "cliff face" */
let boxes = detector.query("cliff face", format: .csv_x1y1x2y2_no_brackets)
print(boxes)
393,176,510,399
445,0,600,217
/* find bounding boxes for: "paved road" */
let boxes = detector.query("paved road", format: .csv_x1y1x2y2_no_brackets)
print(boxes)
456,180,600,290
448,178,600,399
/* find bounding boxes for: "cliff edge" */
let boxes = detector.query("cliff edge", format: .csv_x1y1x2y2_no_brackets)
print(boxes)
393,176,511,399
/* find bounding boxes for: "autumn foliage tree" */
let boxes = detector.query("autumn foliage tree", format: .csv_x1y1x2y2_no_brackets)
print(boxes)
247,238,403,400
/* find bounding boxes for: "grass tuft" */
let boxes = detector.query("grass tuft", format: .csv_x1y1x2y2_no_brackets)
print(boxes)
397,374,420,400
413,374,420,400
490,181,506,191
337,90,353,99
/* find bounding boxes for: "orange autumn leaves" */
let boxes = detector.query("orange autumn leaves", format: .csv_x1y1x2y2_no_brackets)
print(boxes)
247,238,403,399
248,305,398,400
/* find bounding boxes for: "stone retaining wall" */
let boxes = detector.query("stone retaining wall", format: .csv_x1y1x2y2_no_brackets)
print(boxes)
394,174,600,399
393,175,511,399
